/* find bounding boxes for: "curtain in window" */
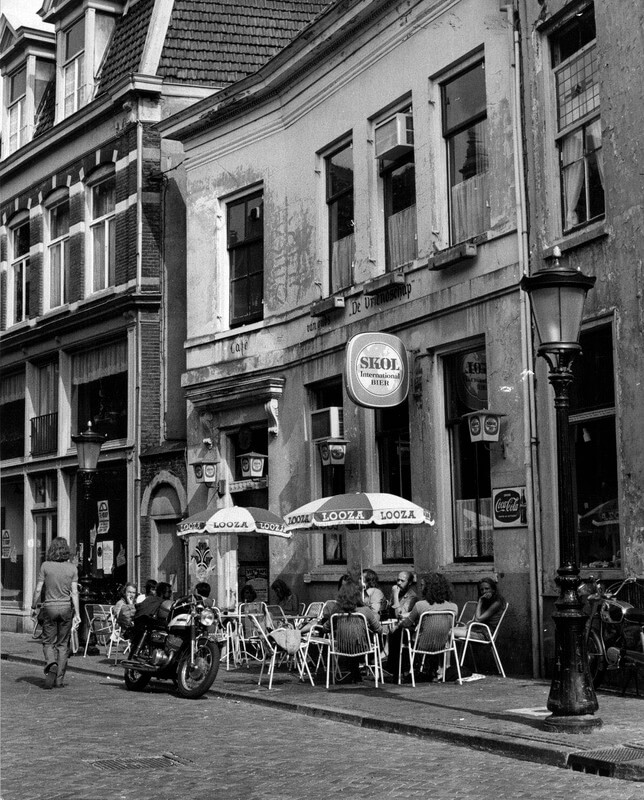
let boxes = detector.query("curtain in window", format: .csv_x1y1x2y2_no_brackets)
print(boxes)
387,205,417,269
72,340,127,384
37,363,59,415
0,373,25,404
562,130,585,229
586,118,604,186
455,498,493,558
451,173,489,243
331,233,355,290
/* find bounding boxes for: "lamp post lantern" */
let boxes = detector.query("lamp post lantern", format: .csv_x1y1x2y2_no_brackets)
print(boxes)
521,250,601,731
72,421,106,652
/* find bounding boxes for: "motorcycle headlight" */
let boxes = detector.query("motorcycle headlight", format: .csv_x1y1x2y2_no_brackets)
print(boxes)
200,608,215,626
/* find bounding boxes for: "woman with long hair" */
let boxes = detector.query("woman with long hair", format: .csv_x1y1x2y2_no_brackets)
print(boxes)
270,578,299,615
453,578,506,640
30,537,81,689
361,568,388,617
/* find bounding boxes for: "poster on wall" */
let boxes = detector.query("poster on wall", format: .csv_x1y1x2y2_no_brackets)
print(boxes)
239,566,268,602
1,530,10,559
101,540,114,574
97,500,110,534
492,487,528,528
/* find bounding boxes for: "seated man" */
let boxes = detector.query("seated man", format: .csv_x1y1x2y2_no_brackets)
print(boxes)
193,581,214,608
131,581,172,654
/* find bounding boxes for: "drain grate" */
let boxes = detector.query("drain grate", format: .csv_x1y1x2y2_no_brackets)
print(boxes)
568,746,644,777
91,753,190,773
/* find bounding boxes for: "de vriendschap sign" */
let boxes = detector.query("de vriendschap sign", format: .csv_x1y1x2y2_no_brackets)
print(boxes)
345,332,409,408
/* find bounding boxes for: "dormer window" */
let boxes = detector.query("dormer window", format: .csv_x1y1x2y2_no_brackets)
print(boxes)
63,17,85,117
8,66,26,153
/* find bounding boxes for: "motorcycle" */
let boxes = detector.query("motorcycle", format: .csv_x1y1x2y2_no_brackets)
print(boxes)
121,595,220,699
580,576,644,691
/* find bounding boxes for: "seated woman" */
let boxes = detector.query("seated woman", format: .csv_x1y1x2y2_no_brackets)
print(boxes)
113,582,137,632
361,569,389,618
386,572,457,681
322,580,383,684
270,578,299,615
453,578,506,641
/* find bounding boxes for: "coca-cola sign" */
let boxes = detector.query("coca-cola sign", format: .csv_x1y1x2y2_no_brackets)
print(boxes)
492,486,528,528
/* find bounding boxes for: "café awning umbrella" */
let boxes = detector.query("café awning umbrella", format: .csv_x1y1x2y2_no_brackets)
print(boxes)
284,492,435,531
177,505,291,538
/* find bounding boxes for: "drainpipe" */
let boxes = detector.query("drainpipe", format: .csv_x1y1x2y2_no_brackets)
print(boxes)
505,1,544,678
133,119,144,588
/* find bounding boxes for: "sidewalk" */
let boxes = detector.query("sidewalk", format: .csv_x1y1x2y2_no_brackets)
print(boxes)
2,631,643,782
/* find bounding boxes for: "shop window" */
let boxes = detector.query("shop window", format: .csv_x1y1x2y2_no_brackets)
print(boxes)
442,60,489,244
1,500,24,602
9,217,30,325
0,373,25,460
570,325,619,569
377,402,413,563
312,379,346,564
551,6,604,231
72,341,128,441
63,17,85,117
227,191,264,328
444,347,493,560
47,197,71,309
376,109,417,270
90,175,116,292
326,142,354,291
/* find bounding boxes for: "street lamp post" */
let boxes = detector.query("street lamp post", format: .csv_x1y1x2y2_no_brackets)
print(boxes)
72,421,106,653
521,249,601,731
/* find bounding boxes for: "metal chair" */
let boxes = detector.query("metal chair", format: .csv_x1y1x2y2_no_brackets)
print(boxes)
326,613,382,689
400,610,462,686
245,612,280,689
83,603,113,657
455,602,509,677
456,600,478,626
238,602,270,665
107,607,131,663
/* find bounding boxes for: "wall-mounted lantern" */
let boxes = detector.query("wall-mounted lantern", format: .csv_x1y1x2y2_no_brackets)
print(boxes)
462,410,506,443
237,452,267,479
191,458,219,484
317,437,349,466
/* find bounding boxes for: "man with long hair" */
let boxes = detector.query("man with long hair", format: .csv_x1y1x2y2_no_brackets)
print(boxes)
30,537,81,689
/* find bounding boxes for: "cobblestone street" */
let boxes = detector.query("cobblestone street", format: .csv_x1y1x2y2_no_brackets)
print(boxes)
2,659,641,800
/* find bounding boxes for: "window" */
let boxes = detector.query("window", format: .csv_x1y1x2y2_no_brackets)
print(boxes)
442,60,489,243
552,7,604,231
8,66,26,153
0,373,25,460
63,17,85,117
326,142,354,291
227,191,264,327
376,110,417,270
444,347,492,560
312,380,346,565
31,362,59,456
10,218,30,324
570,326,619,569
377,403,413,562
47,199,71,309
73,341,128,441
90,176,116,292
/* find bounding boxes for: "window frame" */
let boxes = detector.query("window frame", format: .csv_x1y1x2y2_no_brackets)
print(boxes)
46,195,71,310
441,58,489,245
443,344,493,562
9,216,31,325
226,189,264,329
8,66,27,153
325,140,355,292
550,8,604,233
89,174,116,293
62,17,85,118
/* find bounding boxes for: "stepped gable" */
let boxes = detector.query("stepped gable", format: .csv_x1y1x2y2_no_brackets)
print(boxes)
157,0,331,86
98,0,156,93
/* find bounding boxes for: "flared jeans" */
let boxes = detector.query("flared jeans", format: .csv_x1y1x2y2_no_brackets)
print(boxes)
41,602,73,684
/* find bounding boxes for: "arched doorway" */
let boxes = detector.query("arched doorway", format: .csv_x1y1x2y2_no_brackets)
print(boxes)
144,475,186,595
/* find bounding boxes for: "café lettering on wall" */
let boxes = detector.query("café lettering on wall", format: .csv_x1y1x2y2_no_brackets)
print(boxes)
345,332,409,408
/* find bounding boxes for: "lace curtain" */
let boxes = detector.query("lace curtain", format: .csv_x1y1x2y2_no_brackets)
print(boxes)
72,340,127,385
387,205,417,268
451,172,490,243
331,234,355,291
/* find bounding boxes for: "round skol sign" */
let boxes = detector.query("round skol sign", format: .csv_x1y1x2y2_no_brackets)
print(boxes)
345,332,409,408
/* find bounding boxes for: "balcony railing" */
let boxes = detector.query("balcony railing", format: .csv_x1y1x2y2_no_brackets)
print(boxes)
30,412,58,456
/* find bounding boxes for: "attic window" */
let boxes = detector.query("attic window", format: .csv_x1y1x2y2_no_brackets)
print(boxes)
63,17,85,117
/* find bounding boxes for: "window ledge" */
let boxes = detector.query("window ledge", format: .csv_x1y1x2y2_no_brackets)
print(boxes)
428,242,478,271
362,270,406,295
543,221,608,259
310,296,345,317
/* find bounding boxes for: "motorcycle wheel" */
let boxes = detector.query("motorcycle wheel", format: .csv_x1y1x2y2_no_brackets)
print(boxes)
586,629,605,689
124,667,152,692
176,640,220,699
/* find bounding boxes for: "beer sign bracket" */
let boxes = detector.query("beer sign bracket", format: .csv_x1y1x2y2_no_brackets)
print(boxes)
462,409,506,453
